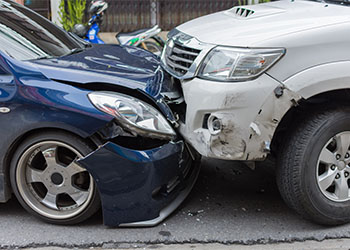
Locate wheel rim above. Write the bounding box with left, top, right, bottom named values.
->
left=317, top=132, right=350, bottom=202
left=16, top=141, right=94, bottom=220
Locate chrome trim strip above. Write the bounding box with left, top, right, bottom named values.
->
left=169, top=54, right=194, bottom=64
left=172, top=47, right=199, bottom=57
left=166, top=57, right=190, bottom=71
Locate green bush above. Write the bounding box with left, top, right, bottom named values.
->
left=59, top=0, right=86, bottom=31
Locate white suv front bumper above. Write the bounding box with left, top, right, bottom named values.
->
left=178, top=74, right=297, bottom=161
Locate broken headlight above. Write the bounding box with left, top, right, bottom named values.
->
left=88, top=91, right=176, bottom=140
left=198, top=46, right=285, bottom=81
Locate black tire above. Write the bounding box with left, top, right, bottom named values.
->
left=277, top=107, right=350, bottom=226
left=10, top=131, right=100, bottom=225
left=139, top=41, right=162, bottom=56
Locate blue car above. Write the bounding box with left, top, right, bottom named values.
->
left=0, top=0, right=200, bottom=226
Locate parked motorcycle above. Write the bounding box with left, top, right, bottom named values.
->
left=73, top=0, right=165, bottom=56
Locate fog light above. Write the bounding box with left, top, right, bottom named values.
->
left=208, top=115, right=222, bottom=135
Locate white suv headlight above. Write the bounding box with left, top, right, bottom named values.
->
left=88, top=91, right=176, bottom=140
left=198, top=46, right=285, bottom=81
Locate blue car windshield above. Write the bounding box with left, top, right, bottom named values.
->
left=0, top=0, right=84, bottom=61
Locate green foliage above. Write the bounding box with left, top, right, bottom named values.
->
left=58, top=0, right=86, bottom=31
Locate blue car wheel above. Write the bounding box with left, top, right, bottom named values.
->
left=10, top=131, right=100, bottom=225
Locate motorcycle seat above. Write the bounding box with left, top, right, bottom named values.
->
left=116, top=28, right=149, bottom=40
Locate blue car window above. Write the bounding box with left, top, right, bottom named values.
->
left=0, top=0, right=83, bottom=61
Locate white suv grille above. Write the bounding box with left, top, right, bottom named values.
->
left=164, top=40, right=201, bottom=76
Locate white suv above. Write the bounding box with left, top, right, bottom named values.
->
left=161, top=0, right=350, bottom=225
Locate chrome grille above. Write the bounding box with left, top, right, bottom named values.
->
left=165, top=40, right=201, bottom=76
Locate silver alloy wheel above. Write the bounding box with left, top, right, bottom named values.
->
left=15, top=141, right=94, bottom=220
left=317, top=132, right=350, bottom=202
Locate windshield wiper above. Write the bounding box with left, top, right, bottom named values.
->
left=65, top=47, right=85, bottom=56
left=35, top=55, right=55, bottom=60
left=70, top=47, right=85, bottom=54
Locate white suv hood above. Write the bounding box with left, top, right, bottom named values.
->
left=176, top=0, right=350, bottom=46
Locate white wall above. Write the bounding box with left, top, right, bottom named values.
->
left=51, top=0, right=62, bottom=27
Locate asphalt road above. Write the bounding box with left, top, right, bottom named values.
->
left=2, top=158, right=350, bottom=248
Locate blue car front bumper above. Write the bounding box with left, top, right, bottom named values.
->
left=78, top=140, right=200, bottom=227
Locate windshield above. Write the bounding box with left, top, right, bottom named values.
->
left=0, top=0, right=84, bottom=61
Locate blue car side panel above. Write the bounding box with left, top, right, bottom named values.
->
left=0, top=54, right=115, bottom=201
left=78, top=141, right=189, bottom=226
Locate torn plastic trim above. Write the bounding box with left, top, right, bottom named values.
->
left=93, top=116, right=176, bottom=142
left=77, top=140, right=200, bottom=227
left=95, top=120, right=135, bottom=140
left=91, top=120, right=171, bottom=151
left=246, top=86, right=302, bottom=160
left=119, top=155, right=200, bottom=227
left=179, top=121, right=246, bottom=160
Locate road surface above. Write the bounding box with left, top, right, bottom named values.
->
left=1, top=158, right=350, bottom=248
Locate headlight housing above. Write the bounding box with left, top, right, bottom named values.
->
left=198, top=46, right=285, bottom=81
left=88, top=92, right=176, bottom=140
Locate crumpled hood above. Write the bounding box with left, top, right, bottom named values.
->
left=26, top=44, right=181, bottom=121
left=31, top=44, right=166, bottom=98
left=176, top=0, right=350, bottom=46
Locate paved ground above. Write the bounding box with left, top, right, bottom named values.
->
left=2, top=158, right=350, bottom=249
left=24, top=239, right=350, bottom=250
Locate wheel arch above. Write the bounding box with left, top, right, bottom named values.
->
left=1, top=126, right=98, bottom=203
left=270, top=61, right=350, bottom=155
left=283, top=61, right=350, bottom=99
left=270, top=89, right=350, bottom=156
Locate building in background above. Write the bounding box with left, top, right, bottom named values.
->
left=102, top=0, right=238, bottom=32
left=21, top=0, right=51, bottom=18
left=24, top=0, right=239, bottom=32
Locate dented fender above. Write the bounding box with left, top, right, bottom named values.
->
left=247, top=87, right=302, bottom=160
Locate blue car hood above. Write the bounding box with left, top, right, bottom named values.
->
left=27, top=44, right=179, bottom=122
left=31, top=44, right=167, bottom=99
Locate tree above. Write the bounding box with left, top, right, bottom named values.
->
left=58, top=0, right=86, bottom=31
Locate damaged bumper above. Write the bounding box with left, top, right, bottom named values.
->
left=178, top=74, right=300, bottom=161
left=78, top=139, right=200, bottom=227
